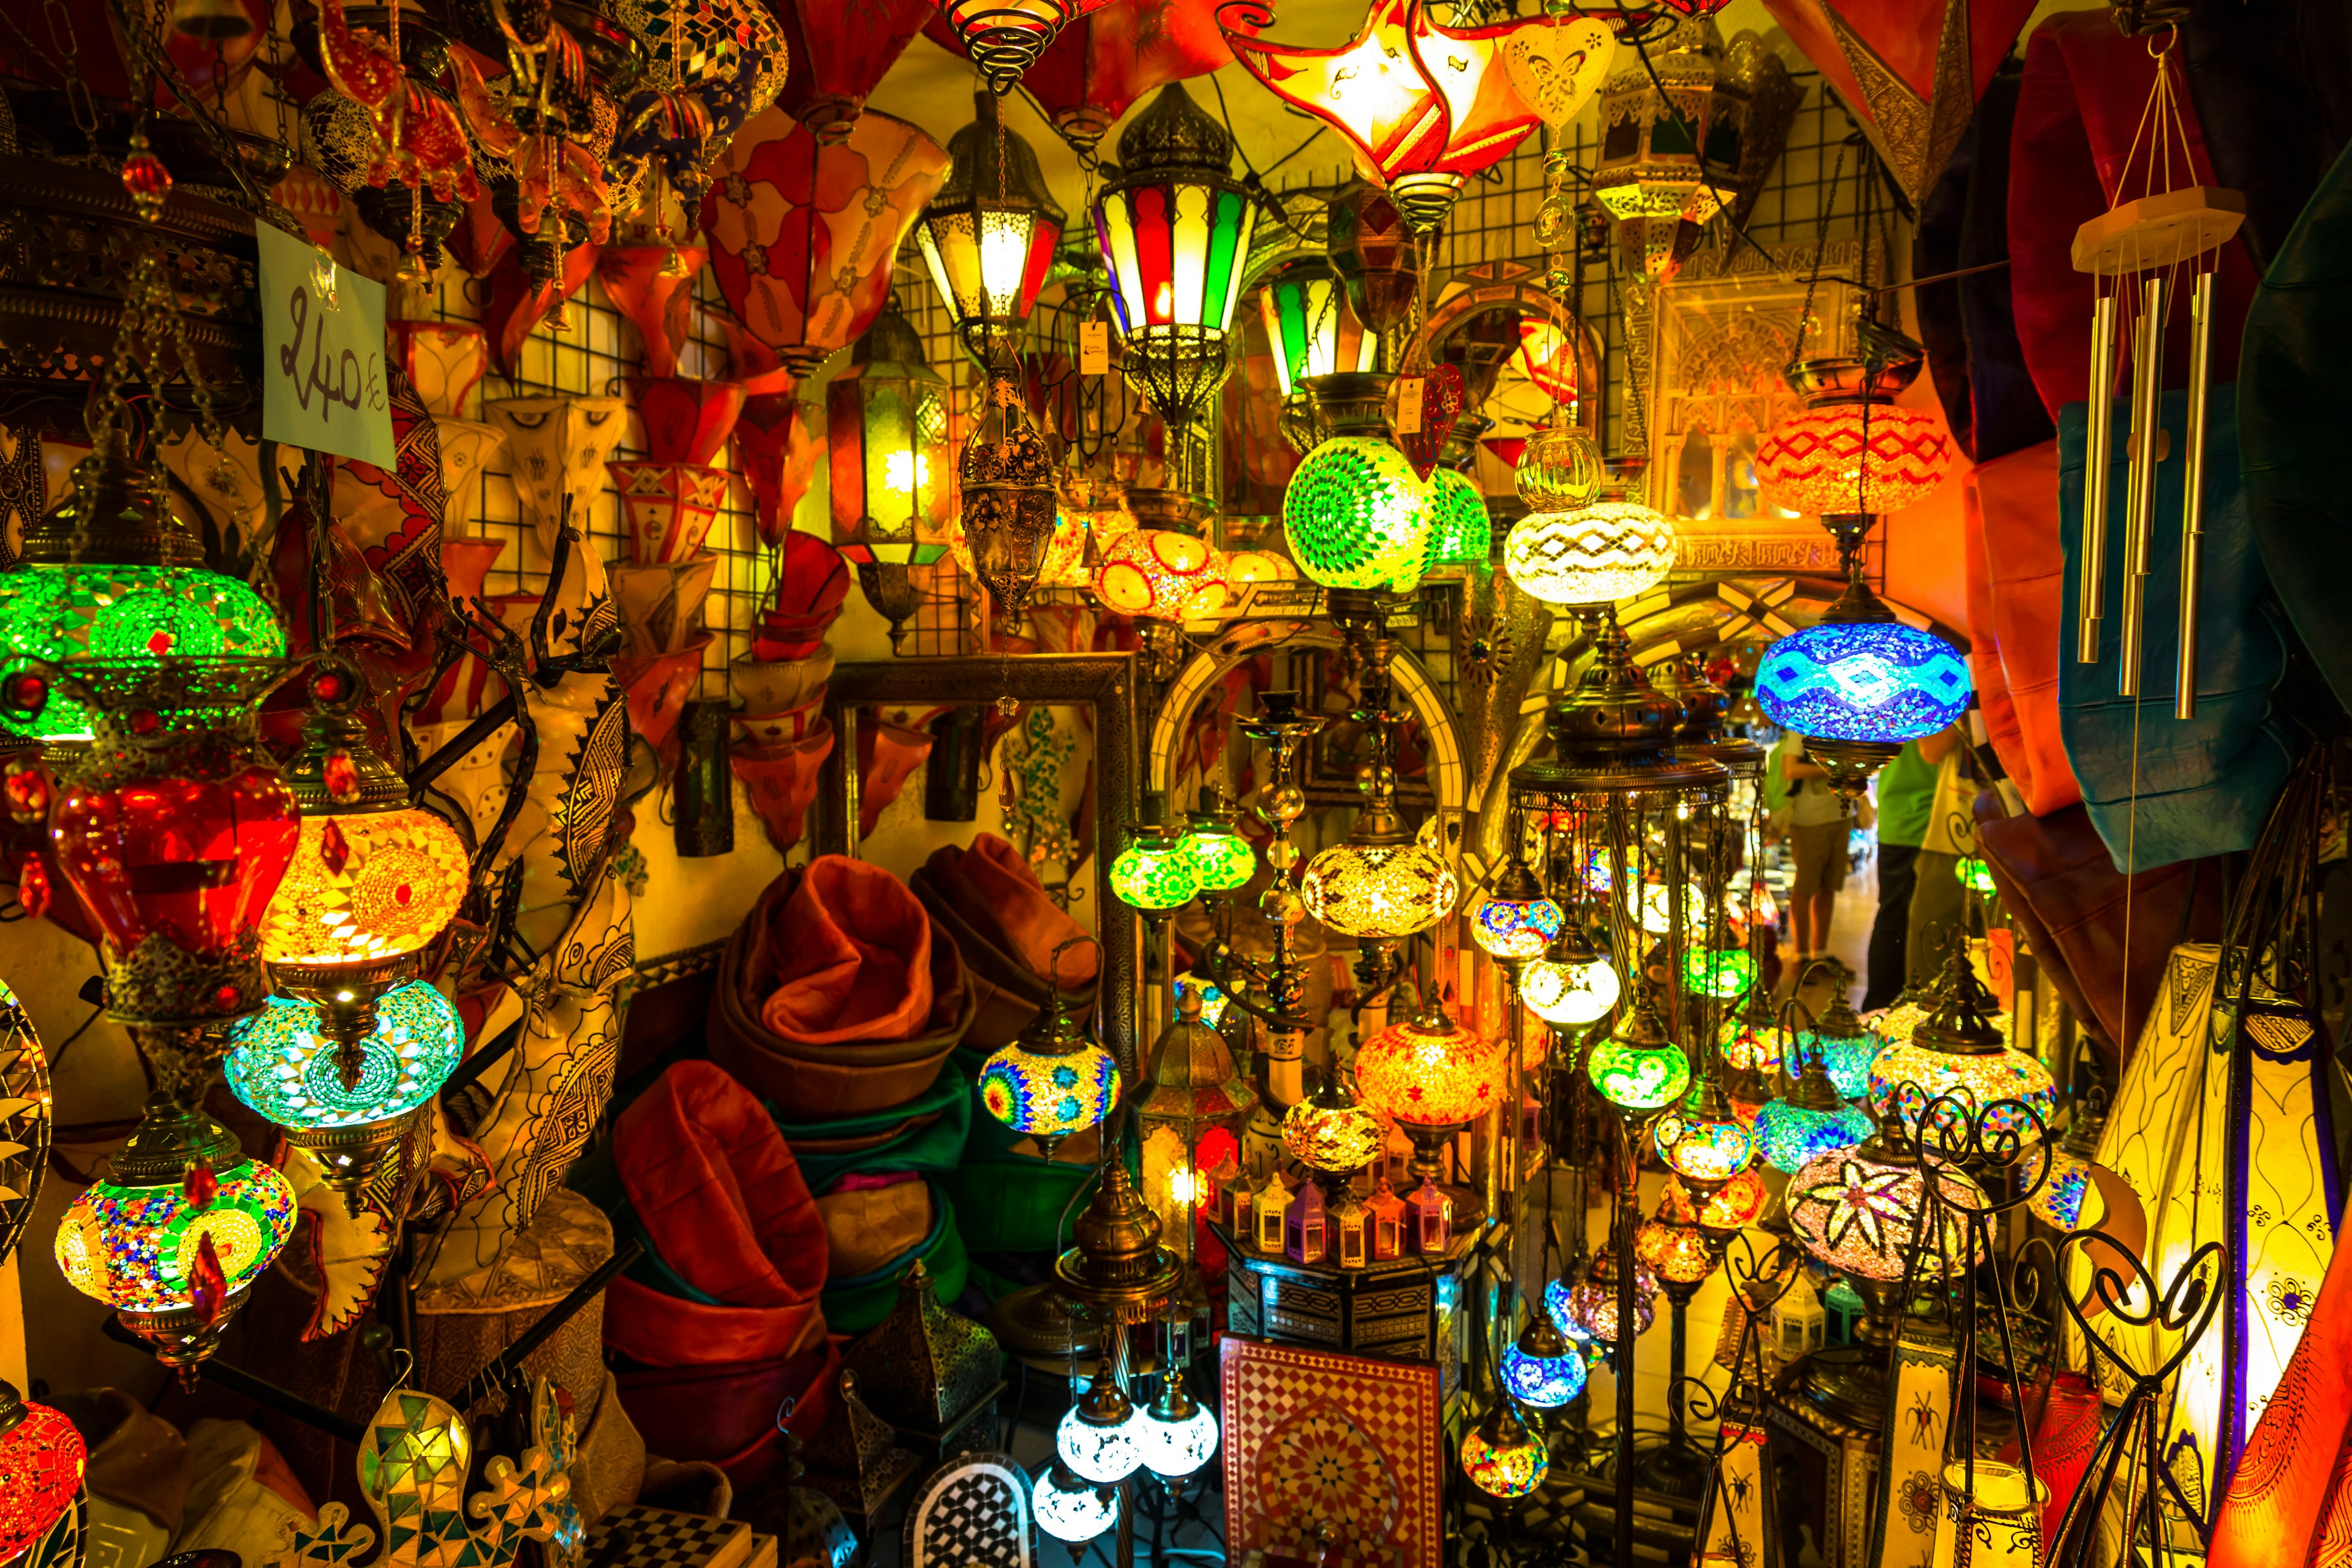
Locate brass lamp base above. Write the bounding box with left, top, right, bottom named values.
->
left=1800, top=736, right=1901, bottom=801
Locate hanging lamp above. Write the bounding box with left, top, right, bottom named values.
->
left=913, top=89, right=1066, bottom=366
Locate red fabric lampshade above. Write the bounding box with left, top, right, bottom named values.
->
left=775, top=0, right=935, bottom=141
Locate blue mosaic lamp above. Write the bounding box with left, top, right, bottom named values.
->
left=978, top=988, right=1121, bottom=1162
left=1755, top=1042, right=1875, bottom=1174
left=1756, top=576, right=1969, bottom=797
left=1499, top=1313, right=1587, bottom=1408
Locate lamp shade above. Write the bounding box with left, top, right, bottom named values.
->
left=1755, top=619, right=1970, bottom=745
left=1867, top=1039, right=2056, bottom=1141
left=1300, top=837, right=1458, bottom=940
left=1415, top=467, right=1492, bottom=575
left=1588, top=1035, right=1692, bottom=1112
left=1136, top=1400, right=1217, bottom=1479
left=1550, top=1257, right=1657, bottom=1346
left=1471, top=886, right=1562, bottom=962
left=825, top=296, right=952, bottom=545
left=1460, top=1410, right=1548, bottom=1500
left=1521, top=947, right=1620, bottom=1025
left=1681, top=946, right=1754, bottom=999
left=1281, top=1071, right=1391, bottom=1173
left=1634, top=1213, right=1716, bottom=1287
left=1502, top=502, right=1676, bottom=606
left=1787, top=1144, right=1983, bottom=1281
left=978, top=1036, right=1120, bottom=1142
left=1110, top=829, right=1200, bottom=911
left=1355, top=1008, right=1507, bottom=1128
left=1184, top=816, right=1256, bottom=895
left=1093, top=84, right=1257, bottom=429
left=1093, top=530, right=1229, bottom=621
left=225, top=980, right=464, bottom=1129
left=913, top=89, right=1065, bottom=361
left=1057, top=1400, right=1145, bottom=1484
left=1754, top=1097, right=1872, bottom=1173
left=1668, top=1167, right=1770, bottom=1232
left=1281, top=437, right=1431, bottom=591
left=1033, top=1463, right=1117, bottom=1542
left=931, top=0, right=1117, bottom=94
left=1499, top=1322, right=1586, bottom=1407
left=1653, top=1094, right=1757, bottom=1186
left=0, top=1389, right=83, bottom=1563
left=263, top=804, right=470, bottom=968
left=1755, top=401, right=1956, bottom=517
left=1256, top=257, right=1376, bottom=399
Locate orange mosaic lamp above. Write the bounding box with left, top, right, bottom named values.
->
left=1355, top=1003, right=1507, bottom=1131
left=1093, top=530, right=1231, bottom=622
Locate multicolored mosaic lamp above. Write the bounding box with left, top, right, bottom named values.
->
left=1586, top=984, right=1691, bottom=1114
left=55, top=1096, right=298, bottom=1376
left=1681, top=945, right=1754, bottom=1000
left=1300, top=775, right=1458, bottom=951
left=1281, top=437, right=1431, bottom=592
left=1502, top=500, right=1676, bottom=607
left=1499, top=1312, right=1586, bottom=1408
left=1653, top=1072, right=1757, bottom=1192
left=1183, top=791, right=1257, bottom=900
left=1755, top=578, right=1970, bottom=799
left=1280, top=1064, right=1392, bottom=1177
left=1472, top=859, right=1564, bottom=968
left=1093, top=530, right=1231, bottom=622
left=224, top=979, right=464, bottom=1208
left=1754, top=1044, right=1874, bottom=1174
left=1550, top=1249, right=1657, bottom=1348
left=913, top=90, right=1065, bottom=364
left=1866, top=949, right=2054, bottom=1142
left=1256, top=257, right=1378, bottom=452
left=1110, top=813, right=1203, bottom=913
left=1355, top=1003, right=1507, bottom=1131
left=1755, top=358, right=1957, bottom=524
left=1634, top=1207, right=1717, bottom=1291
left=1795, top=986, right=1882, bottom=1102
left=1460, top=1400, right=1548, bottom=1501
left=977, top=987, right=1121, bottom=1162
left=0, top=1383, right=82, bottom=1564
left=1786, top=1121, right=1983, bottom=1284
left=1093, top=83, right=1257, bottom=475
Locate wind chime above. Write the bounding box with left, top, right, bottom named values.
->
left=2068, top=31, right=2245, bottom=719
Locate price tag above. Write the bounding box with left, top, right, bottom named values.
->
left=1986, top=928, right=2015, bottom=1009
left=257, top=222, right=393, bottom=467
left=1396, top=375, right=1425, bottom=435
left=1079, top=320, right=1110, bottom=375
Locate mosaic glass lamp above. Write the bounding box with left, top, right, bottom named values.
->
left=1754, top=1047, right=1872, bottom=1174
left=1137, top=1376, right=1218, bottom=1480
left=224, top=979, right=464, bottom=1207
left=1796, top=986, right=1881, bottom=1101
left=1755, top=576, right=1970, bottom=798
left=0, top=453, right=286, bottom=743
left=263, top=674, right=470, bottom=1089
left=1521, top=925, right=1621, bottom=1027
left=1499, top=1313, right=1587, bottom=1408
left=1354, top=1003, right=1508, bottom=1131
left=55, top=1096, right=298, bottom=1375
left=1956, top=855, right=1998, bottom=895
left=1471, top=859, right=1563, bottom=965
left=0, top=1384, right=83, bottom=1563
left=1586, top=985, right=1691, bottom=1114
left=1460, top=1401, right=1549, bottom=1501
left=1093, top=85, right=1259, bottom=437
left=1110, top=816, right=1202, bottom=912
left=1280, top=1065, right=1392, bottom=1176
left=2029, top=1090, right=2108, bottom=1232
left=1093, top=529, right=1230, bottom=621
left=1515, top=421, right=1606, bottom=513
left=1281, top=437, right=1431, bottom=592
left=1300, top=822, right=1458, bottom=943
left=1502, top=501, right=1676, bottom=607
left=1666, top=1167, right=1771, bottom=1235
left=1033, top=1461, right=1117, bottom=1542
left=1634, top=1209, right=1717, bottom=1290
left=1681, top=946, right=1754, bottom=1000
left=1787, top=1122, right=1984, bottom=1283
left=1866, top=949, right=2054, bottom=1142
left=1183, top=792, right=1257, bottom=897
left=1652, top=1073, right=1757, bottom=1191
left=977, top=989, right=1121, bottom=1161
left=1756, top=394, right=1956, bottom=520
left=1057, top=1376, right=1146, bottom=1484
left=914, top=90, right=1065, bottom=363
left=1717, top=987, right=1784, bottom=1101
left=1550, top=1250, right=1657, bottom=1348
left=1415, top=467, right=1493, bottom=578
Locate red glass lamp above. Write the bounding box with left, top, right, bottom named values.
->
left=913, top=89, right=1066, bottom=366
left=0, top=1384, right=82, bottom=1561
left=1355, top=1002, right=1504, bottom=1232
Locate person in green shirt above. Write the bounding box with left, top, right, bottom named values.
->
left=1862, top=736, right=1940, bottom=1009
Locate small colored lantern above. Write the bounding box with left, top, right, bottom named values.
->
left=1284, top=1177, right=1329, bottom=1263
left=1282, top=437, right=1431, bottom=592
left=55, top=1097, right=298, bottom=1374
left=978, top=990, right=1122, bottom=1161
left=1796, top=989, right=1882, bottom=1102
left=1093, top=530, right=1231, bottom=621
left=1551, top=1251, right=1657, bottom=1348
left=1333, top=1190, right=1371, bottom=1268
left=1515, top=421, right=1606, bottom=513
left=1634, top=1209, right=1716, bottom=1289
left=957, top=371, right=1060, bottom=626
left=1253, top=1169, right=1292, bottom=1253
left=1256, top=256, right=1378, bottom=451
left=913, top=89, right=1065, bottom=364
left=1366, top=1175, right=1407, bottom=1259
left=826, top=295, right=952, bottom=546
left=1502, top=501, right=1676, bottom=607
left=1499, top=1313, right=1586, bottom=1408
left=1415, top=467, right=1493, bottom=576
left=1585, top=986, right=1692, bottom=1114
left=1092, top=84, right=1258, bottom=445
left=1136, top=981, right=1255, bottom=1259
left=1407, top=1177, right=1452, bottom=1254
left=0, top=1382, right=83, bottom=1563
left=1460, top=1401, right=1548, bottom=1501
left=1668, top=1167, right=1771, bottom=1235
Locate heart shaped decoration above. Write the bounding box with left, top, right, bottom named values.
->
left=1392, top=364, right=1466, bottom=480
left=1499, top=17, right=1617, bottom=133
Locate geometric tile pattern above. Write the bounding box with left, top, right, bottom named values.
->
left=356, top=1385, right=571, bottom=1568
left=908, top=1451, right=1031, bottom=1568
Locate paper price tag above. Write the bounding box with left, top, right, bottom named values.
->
left=1396, top=375, right=1425, bottom=435
left=257, top=223, right=394, bottom=467
left=1079, top=320, right=1110, bottom=375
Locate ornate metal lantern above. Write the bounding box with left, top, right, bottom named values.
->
left=913, top=89, right=1066, bottom=366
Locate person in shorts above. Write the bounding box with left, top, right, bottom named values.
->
left=1776, top=731, right=1849, bottom=970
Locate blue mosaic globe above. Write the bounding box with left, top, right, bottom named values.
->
left=1755, top=620, right=1969, bottom=743
left=1500, top=1338, right=1588, bottom=1408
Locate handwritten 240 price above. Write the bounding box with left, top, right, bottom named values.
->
left=277, top=282, right=386, bottom=421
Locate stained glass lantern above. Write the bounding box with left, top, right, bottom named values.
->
left=1058, top=1378, right=1146, bottom=1484
left=1355, top=1005, right=1508, bottom=1131
left=958, top=372, right=1060, bottom=625
left=1634, top=1211, right=1716, bottom=1289
left=1787, top=1132, right=1983, bottom=1282
left=1522, top=927, right=1621, bottom=1027
left=0, top=1383, right=82, bottom=1562
left=1755, top=1049, right=1874, bottom=1174
left=1183, top=793, right=1256, bottom=896
left=1093, top=85, right=1258, bottom=443
left=263, top=676, right=470, bottom=1084
left=1755, top=383, right=1957, bottom=521
left=978, top=991, right=1121, bottom=1160
left=1472, top=859, right=1564, bottom=965
left=1334, top=1191, right=1371, bottom=1267
left=914, top=90, right=1065, bottom=364
left=1282, top=437, right=1431, bottom=592
left=1285, top=1177, right=1329, bottom=1262
left=826, top=296, right=952, bottom=548
left=224, top=979, right=464, bottom=1207
left=1957, top=856, right=1998, bottom=895
left=0, top=458, right=285, bottom=744
left=1502, top=501, right=1677, bottom=606
left=55, top=1097, right=298, bottom=1374
left=1586, top=986, right=1691, bottom=1114
left=1110, top=816, right=1202, bottom=911
left=1137, top=981, right=1253, bottom=1260
left=1253, top=1170, right=1292, bottom=1253
left=1653, top=1076, right=1757, bottom=1191
left=1460, top=1403, right=1548, bottom=1501
left=1499, top=1314, right=1586, bottom=1408
left=1281, top=1066, right=1392, bottom=1176
left=1681, top=946, right=1754, bottom=1000
left=1755, top=579, right=1971, bottom=798
left=1137, top=1379, right=1218, bottom=1480
left=1867, top=953, right=2054, bottom=1142
left=1093, top=530, right=1230, bottom=621
left=1416, top=467, right=1493, bottom=576
left=1033, top=1461, right=1117, bottom=1542
left=1718, top=989, right=1784, bottom=1087
left=1257, top=256, right=1377, bottom=451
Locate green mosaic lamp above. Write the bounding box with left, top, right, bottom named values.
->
left=1413, top=467, right=1493, bottom=580
left=1586, top=983, right=1692, bottom=1114
left=1183, top=790, right=1256, bottom=897
left=0, top=454, right=285, bottom=742
left=1281, top=437, right=1430, bottom=592
left=1111, top=801, right=1202, bottom=913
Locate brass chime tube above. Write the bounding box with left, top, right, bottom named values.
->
left=2117, top=275, right=2166, bottom=699
left=2177, top=267, right=2215, bottom=721
left=2078, top=290, right=2119, bottom=665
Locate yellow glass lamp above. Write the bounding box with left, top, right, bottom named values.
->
left=1523, top=923, right=1621, bottom=1027
left=1502, top=501, right=1676, bottom=607
left=1867, top=949, right=2055, bottom=1144
left=978, top=989, right=1121, bottom=1163
left=913, top=90, right=1065, bottom=364
left=1281, top=1065, right=1392, bottom=1177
